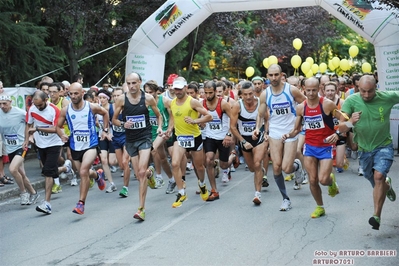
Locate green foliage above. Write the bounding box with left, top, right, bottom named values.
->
left=0, top=0, right=63, bottom=86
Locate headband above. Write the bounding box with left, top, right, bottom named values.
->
left=98, top=93, right=110, bottom=100
left=0, top=95, right=11, bottom=101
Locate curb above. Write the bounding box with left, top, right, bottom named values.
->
left=0, top=179, right=46, bottom=202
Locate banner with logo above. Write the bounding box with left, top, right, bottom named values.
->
left=3, top=87, right=36, bottom=112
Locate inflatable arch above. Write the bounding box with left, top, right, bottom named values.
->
left=126, top=0, right=399, bottom=146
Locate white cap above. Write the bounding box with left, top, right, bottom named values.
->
left=172, top=79, right=187, bottom=89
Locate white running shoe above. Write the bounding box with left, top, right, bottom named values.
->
left=302, top=170, right=308, bottom=184
left=156, top=177, right=165, bottom=188
left=358, top=166, right=364, bottom=176
left=110, top=165, right=117, bottom=173
left=222, top=172, right=229, bottom=183
left=106, top=183, right=117, bottom=193
left=280, top=198, right=292, bottom=211
left=293, top=181, right=301, bottom=190
left=70, top=176, right=78, bottom=186
left=36, top=201, right=52, bottom=214
left=20, top=192, right=30, bottom=205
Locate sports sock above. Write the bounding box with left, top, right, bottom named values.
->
left=54, top=178, right=60, bottom=185
left=274, top=173, right=288, bottom=199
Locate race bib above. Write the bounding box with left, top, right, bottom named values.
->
left=304, top=115, right=325, bottom=130
left=4, top=134, right=19, bottom=146
left=37, top=125, right=49, bottom=137
left=73, top=130, right=90, bottom=143
left=112, top=124, right=125, bottom=133
left=272, top=102, right=291, bottom=115
left=126, top=115, right=146, bottom=129
left=149, top=116, right=158, bottom=126
left=208, top=119, right=222, bottom=131
left=177, top=135, right=194, bottom=148
left=242, top=121, right=256, bottom=133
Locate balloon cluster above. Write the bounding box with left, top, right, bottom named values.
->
left=245, top=41, right=373, bottom=78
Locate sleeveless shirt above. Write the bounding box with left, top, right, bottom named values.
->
left=171, top=96, right=201, bottom=137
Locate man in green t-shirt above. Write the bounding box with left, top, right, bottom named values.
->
left=341, top=75, right=397, bottom=230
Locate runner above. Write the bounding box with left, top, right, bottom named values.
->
left=164, top=76, right=212, bottom=208
left=112, top=72, right=163, bottom=221
left=0, top=93, right=39, bottom=205
left=56, top=82, right=110, bottom=215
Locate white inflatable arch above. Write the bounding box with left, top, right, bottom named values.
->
left=126, top=0, right=399, bottom=147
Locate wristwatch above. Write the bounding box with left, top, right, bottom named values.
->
left=226, top=132, right=232, bottom=137
left=241, top=139, right=247, bottom=145
left=103, top=128, right=109, bottom=133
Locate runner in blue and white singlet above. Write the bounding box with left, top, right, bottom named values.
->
left=66, top=101, right=98, bottom=151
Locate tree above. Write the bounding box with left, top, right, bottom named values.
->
left=0, top=0, right=63, bottom=86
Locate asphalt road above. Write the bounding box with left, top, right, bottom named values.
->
left=0, top=156, right=398, bottom=266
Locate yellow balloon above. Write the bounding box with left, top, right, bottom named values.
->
left=263, top=58, right=270, bottom=68
left=293, top=38, right=303, bottom=50
left=362, top=62, right=372, bottom=73
left=301, top=62, right=311, bottom=74
left=268, top=55, right=278, bottom=65
left=291, top=55, right=302, bottom=69
left=306, top=57, right=314, bottom=66
left=340, top=59, right=350, bottom=71
left=311, top=64, right=319, bottom=74
left=319, top=63, right=327, bottom=73
left=328, top=60, right=336, bottom=71
left=332, top=57, right=340, bottom=69
left=349, top=45, right=359, bottom=58
left=246, top=66, right=255, bottom=77
left=306, top=70, right=313, bottom=78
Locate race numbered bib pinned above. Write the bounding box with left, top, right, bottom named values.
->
left=149, top=116, right=158, bottom=126
left=209, top=119, right=222, bottom=131
left=73, top=130, right=90, bottom=143
left=272, top=102, right=291, bottom=115
left=304, top=115, right=325, bottom=130
left=242, top=121, right=256, bottom=133
left=126, top=115, right=146, bottom=129
left=177, top=135, right=194, bottom=148
left=4, top=134, right=19, bottom=146
left=112, top=124, right=125, bottom=133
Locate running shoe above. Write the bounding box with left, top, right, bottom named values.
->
left=222, top=172, right=229, bottom=183
left=96, top=169, right=106, bottom=190
left=166, top=181, right=176, bottom=194
left=368, top=215, right=380, bottom=230
left=156, top=177, right=165, bottom=188
left=294, top=159, right=304, bottom=184
left=262, top=168, right=269, bottom=187
left=147, top=165, right=157, bottom=189
left=29, top=193, right=40, bottom=205
left=71, top=175, right=78, bottom=186
left=186, top=162, right=193, bottom=171
left=386, top=177, right=396, bottom=202
left=280, top=198, right=292, bottom=211
left=20, top=192, right=30, bottom=205
left=133, top=207, right=145, bottom=221
left=239, top=156, right=245, bottom=164
left=198, top=181, right=210, bottom=201
left=206, top=189, right=220, bottom=201
left=172, top=193, right=187, bottom=208
left=311, top=206, right=325, bottom=218
left=284, top=173, right=294, bottom=181
left=245, top=165, right=249, bottom=171
left=72, top=201, right=84, bottom=215
left=110, top=165, right=118, bottom=173
left=51, top=184, right=62, bottom=194
left=36, top=201, right=52, bottom=214
left=351, top=151, right=358, bottom=160
left=358, top=166, right=364, bottom=176
left=106, top=183, right=117, bottom=193
left=293, top=181, right=301, bottom=190
left=214, top=160, right=220, bottom=178
left=230, top=165, right=236, bottom=172
left=64, top=159, right=72, bottom=174
left=253, top=193, right=262, bottom=205
left=328, top=173, right=339, bottom=197
left=119, top=187, right=129, bottom=197
left=336, top=167, right=343, bottom=173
